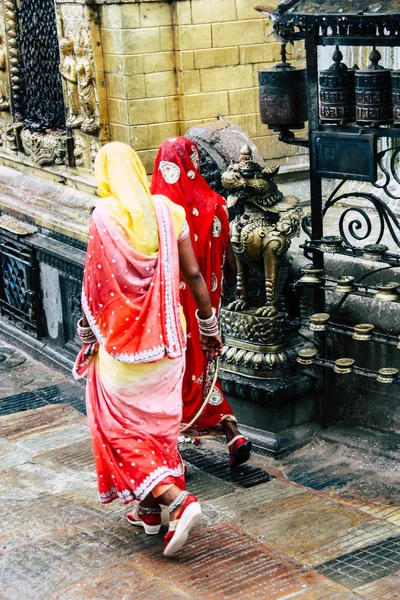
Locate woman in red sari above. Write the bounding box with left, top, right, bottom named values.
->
left=151, top=137, right=252, bottom=468
left=75, top=142, right=222, bottom=557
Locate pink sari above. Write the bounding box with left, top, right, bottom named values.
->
left=75, top=194, right=186, bottom=503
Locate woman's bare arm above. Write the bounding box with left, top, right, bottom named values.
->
left=178, top=235, right=222, bottom=361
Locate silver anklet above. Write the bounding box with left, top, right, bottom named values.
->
left=168, top=490, right=188, bottom=514
left=138, top=505, right=161, bottom=515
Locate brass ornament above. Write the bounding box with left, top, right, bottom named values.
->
left=297, top=268, right=324, bottom=285
left=363, top=244, right=389, bottom=261
left=336, top=276, right=355, bottom=293
left=297, top=348, right=317, bottom=365
left=334, top=358, right=355, bottom=374
left=377, top=367, right=399, bottom=384
left=310, top=313, right=330, bottom=331
left=375, top=282, right=399, bottom=302
left=319, top=236, right=344, bottom=253
left=220, top=146, right=302, bottom=379
left=352, top=323, right=374, bottom=341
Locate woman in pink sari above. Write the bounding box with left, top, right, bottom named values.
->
left=75, top=142, right=222, bottom=557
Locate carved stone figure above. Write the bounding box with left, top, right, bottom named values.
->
left=0, top=34, right=9, bottom=111
left=76, top=43, right=98, bottom=134
left=219, top=145, right=302, bottom=375
left=20, top=129, right=67, bottom=166
left=59, top=37, right=83, bottom=129
left=90, top=140, right=100, bottom=170
left=73, top=135, right=85, bottom=166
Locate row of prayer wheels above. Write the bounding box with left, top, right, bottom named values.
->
left=320, top=47, right=400, bottom=127
left=259, top=46, right=400, bottom=130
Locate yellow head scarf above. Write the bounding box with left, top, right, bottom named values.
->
left=94, top=142, right=158, bottom=255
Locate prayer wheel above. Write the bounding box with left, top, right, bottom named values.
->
left=355, top=48, right=392, bottom=126
left=393, top=71, right=400, bottom=127
left=319, top=46, right=355, bottom=124
left=259, top=45, right=307, bottom=130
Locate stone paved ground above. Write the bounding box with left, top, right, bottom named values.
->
left=0, top=336, right=399, bottom=599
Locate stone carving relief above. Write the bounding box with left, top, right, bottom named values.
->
left=90, top=139, right=100, bottom=170
left=20, top=129, right=67, bottom=166
left=59, top=37, right=83, bottom=129
left=60, top=25, right=99, bottom=135
left=73, top=134, right=85, bottom=166
left=0, top=34, right=9, bottom=111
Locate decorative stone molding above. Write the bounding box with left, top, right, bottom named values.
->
left=20, top=129, right=67, bottom=166
left=3, top=0, right=20, bottom=115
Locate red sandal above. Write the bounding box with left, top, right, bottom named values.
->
left=228, top=435, right=252, bottom=469
left=163, top=492, right=201, bottom=557
left=126, top=505, right=161, bottom=535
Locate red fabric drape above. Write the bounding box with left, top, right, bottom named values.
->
left=151, top=136, right=234, bottom=429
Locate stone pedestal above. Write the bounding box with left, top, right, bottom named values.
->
left=219, top=307, right=317, bottom=456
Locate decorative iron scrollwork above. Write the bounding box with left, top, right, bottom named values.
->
left=303, top=145, right=400, bottom=250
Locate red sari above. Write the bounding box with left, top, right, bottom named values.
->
left=151, top=136, right=235, bottom=431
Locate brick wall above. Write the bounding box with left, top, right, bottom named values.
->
left=100, top=0, right=307, bottom=173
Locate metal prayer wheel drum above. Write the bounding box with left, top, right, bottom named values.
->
left=355, top=48, right=392, bottom=126
left=259, top=61, right=307, bottom=130
left=319, top=46, right=356, bottom=124
left=393, top=71, right=400, bottom=127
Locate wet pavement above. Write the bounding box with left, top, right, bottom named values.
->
left=0, top=336, right=399, bottom=599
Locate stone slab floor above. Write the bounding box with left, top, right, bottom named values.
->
left=0, top=336, right=399, bottom=599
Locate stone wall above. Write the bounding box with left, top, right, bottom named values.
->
left=100, top=0, right=307, bottom=173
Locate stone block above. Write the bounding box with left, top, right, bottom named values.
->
left=229, top=87, right=258, bottom=115
left=129, top=97, right=166, bottom=125
left=137, top=149, right=158, bottom=174
left=100, top=4, right=140, bottom=29
left=239, top=43, right=265, bottom=64
left=200, top=64, right=253, bottom=93
left=107, top=99, right=129, bottom=125
left=104, top=54, right=144, bottom=76
left=236, top=0, right=271, bottom=19
left=143, top=51, right=175, bottom=73
left=145, top=71, right=176, bottom=98
left=121, top=27, right=161, bottom=55
left=129, top=125, right=149, bottom=151
left=191, top=0, right=236, bottom=24
left=194, top=47, right=239, bottom=70
left=140, top=2, right=172, bottom=27
left=178, top=70, right=201, bottom=94
left=212, top=20, right=264, bottom=47
left=182, top=91, right=229, bottom=120
left=126, top=74, right=146, bottom=100
left=173, top=0, right=192, bottom=25
left=148, top=122, right=180, bottom=148
left=160, top=26, right=174, bottom=51
left=100, top=29, right=123, bottom=55
left=175, top=50, right=194, bottom=71
left=105, top=73, right=127, bottom=99
left=109, top=124, right=130, bottom=145
left=176, top=24, right=212, bottom=50
left=165, top=96, right=180, bottom=121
